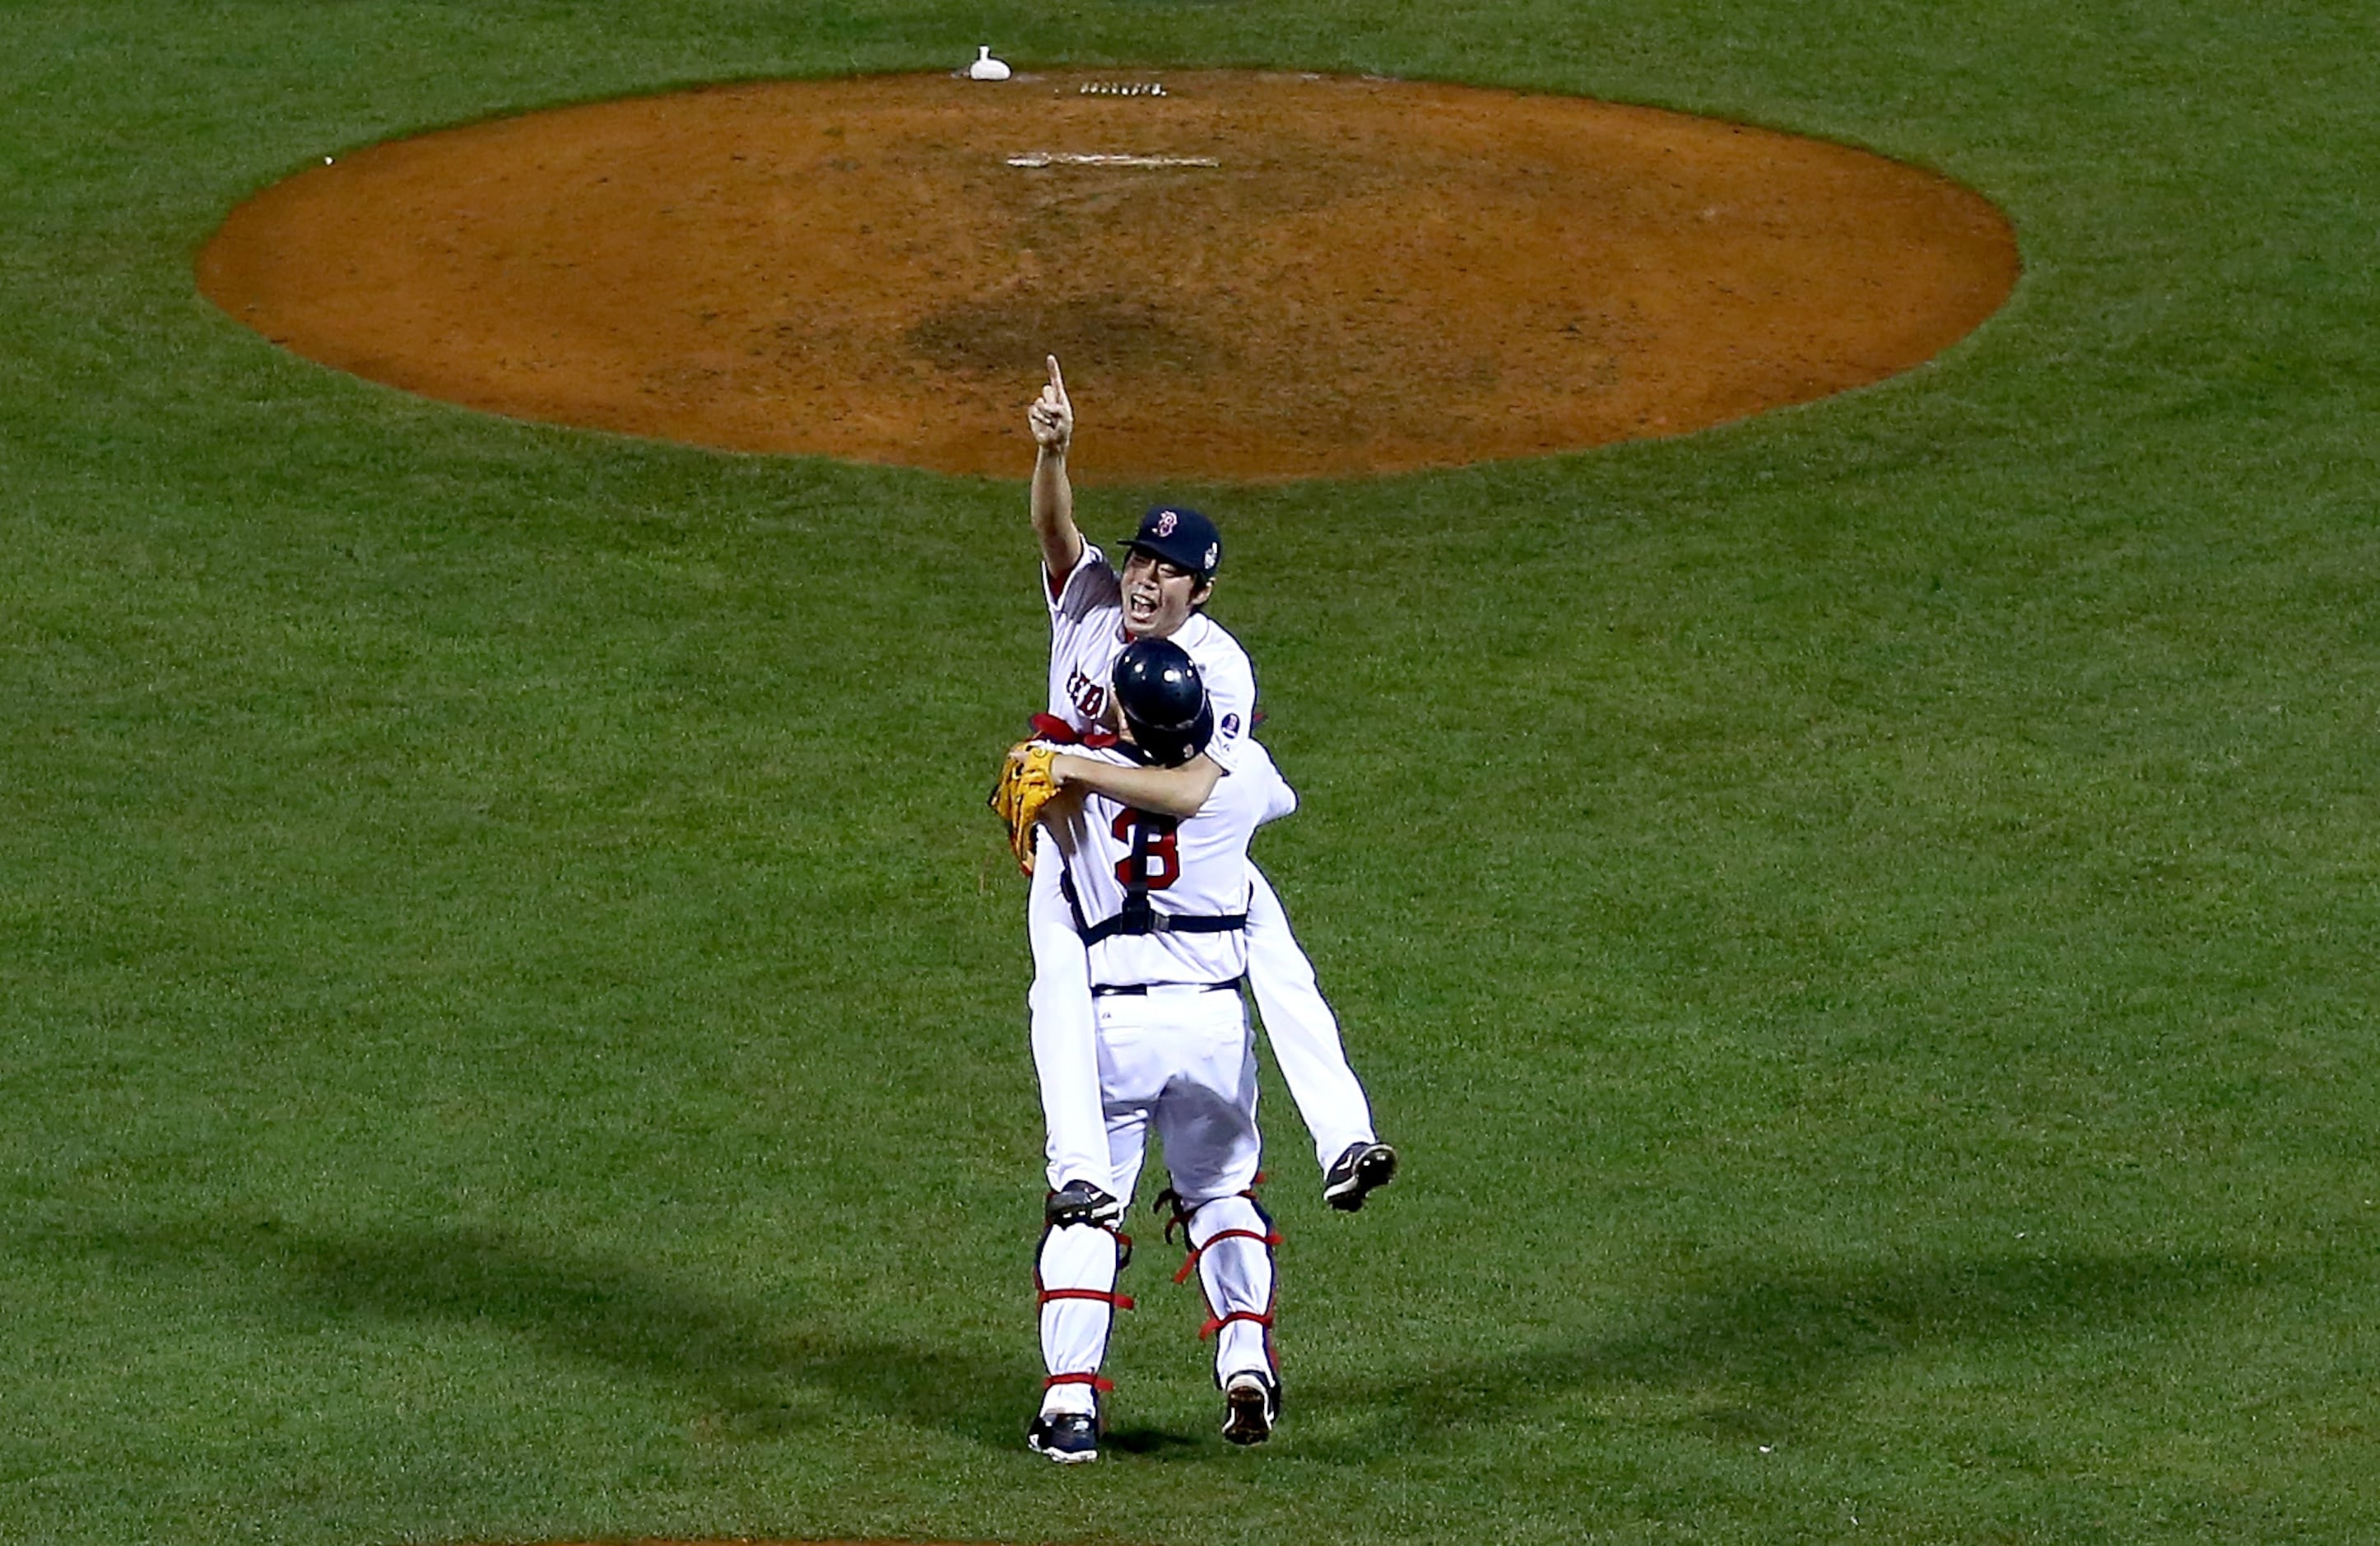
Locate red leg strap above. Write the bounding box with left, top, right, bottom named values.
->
left=1044, top=1371, right=1115, bottom=1392
left=1199, top=1309, right=1276, bottom=1340
left=1173, top=1227, right=1285, bottom=1283
left=1037, top=1288, right=1136, bottom=1310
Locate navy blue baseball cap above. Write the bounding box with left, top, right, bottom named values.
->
left=1126, top=505, right=1222, bottom=579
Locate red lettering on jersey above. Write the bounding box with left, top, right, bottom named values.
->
left=1066, top=664, right=1107, bottom=724
left=1111, top=808, right=1180, bottom=891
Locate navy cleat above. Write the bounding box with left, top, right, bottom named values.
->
left=1322, top=1141, right=1398, bottom=1212
left=1046, top=1180, right=1125, bottom=1229
left=1027, top=1409, right=1100, bottom=1464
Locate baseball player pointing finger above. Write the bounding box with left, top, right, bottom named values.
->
left=1018, top=356, right=1397, bottom=1229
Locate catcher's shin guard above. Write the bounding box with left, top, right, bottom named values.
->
left=1161, top=1188, right=1282, bottom=1394
left=1035, top=1215, right=1134, bottom=1414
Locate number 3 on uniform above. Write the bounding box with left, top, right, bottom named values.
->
left=1111, top=809, right=1180, bottom=890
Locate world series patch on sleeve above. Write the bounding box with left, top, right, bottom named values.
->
left=989, top=742, right=1062, bottom=873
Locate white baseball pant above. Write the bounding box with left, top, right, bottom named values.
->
left=1037, top=985, right=1279, bottom=1413
left=1242, top=864, right=1379, bottom=1171
left=1029, top=839, right=1378, bottom=1191
left=1028, top=828, right=1109, bottom=1192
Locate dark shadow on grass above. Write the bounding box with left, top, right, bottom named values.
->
left=46, top=1217, right=1026, bottom=1449
left=1101, top=1423, right=1206, bottom=1455
left=40, top=1222, right=2274, bottom=1466
left=1297, top=1246, right=2271, bottom=1459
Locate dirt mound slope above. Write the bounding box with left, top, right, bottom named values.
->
left=200, top=71, right=2018, bottom=482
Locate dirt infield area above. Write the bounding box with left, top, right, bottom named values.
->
left=198, top=71, right=2018, bottom=482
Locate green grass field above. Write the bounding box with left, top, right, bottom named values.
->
left=6, top=2, right=2378, bottom=1542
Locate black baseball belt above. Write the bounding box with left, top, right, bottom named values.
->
left=1091, top=978, right=1246, bottom=998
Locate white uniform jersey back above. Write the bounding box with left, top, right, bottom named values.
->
left=1045, top=544, right=1257, bottom=774
left=1049, top=740, right=1298, bottom=989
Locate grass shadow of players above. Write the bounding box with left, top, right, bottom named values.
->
left=52, top=1215, right=1027, bottom=1450
left=1295, top=1246, right=2274, bottom=1460
left=1101, top=1424, right=1206, bottom=1455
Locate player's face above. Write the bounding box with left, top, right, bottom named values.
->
left=1121, top=549, right=1212, bottom=639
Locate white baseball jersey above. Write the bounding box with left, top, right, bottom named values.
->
left=1044, top=544, right=1257, bottom=774
left=1045, top=742, right=1295, bottom=989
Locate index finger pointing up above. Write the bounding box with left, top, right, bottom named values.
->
left=1046, top=354, right=1067, bottom=402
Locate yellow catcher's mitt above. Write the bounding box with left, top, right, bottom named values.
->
left=989, top=742, right=1062, bottom=873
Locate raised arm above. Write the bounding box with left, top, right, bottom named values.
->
left=1029, top=355, right=1084, bottom=585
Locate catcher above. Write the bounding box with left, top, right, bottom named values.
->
left=1009, top=638, right=1296, bottom=1460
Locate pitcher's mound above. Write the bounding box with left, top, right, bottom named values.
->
left=198, top=71, right=2017, bottom=482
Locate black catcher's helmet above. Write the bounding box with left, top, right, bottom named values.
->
left=1112, top=638, right=1213, bottom=767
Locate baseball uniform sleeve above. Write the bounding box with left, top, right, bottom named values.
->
left=1238, top=740, right=1300, bottom=826
left=1179, top=617, right=1257, bottom=775
left=1048, top=542, right=1121, bottom=625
